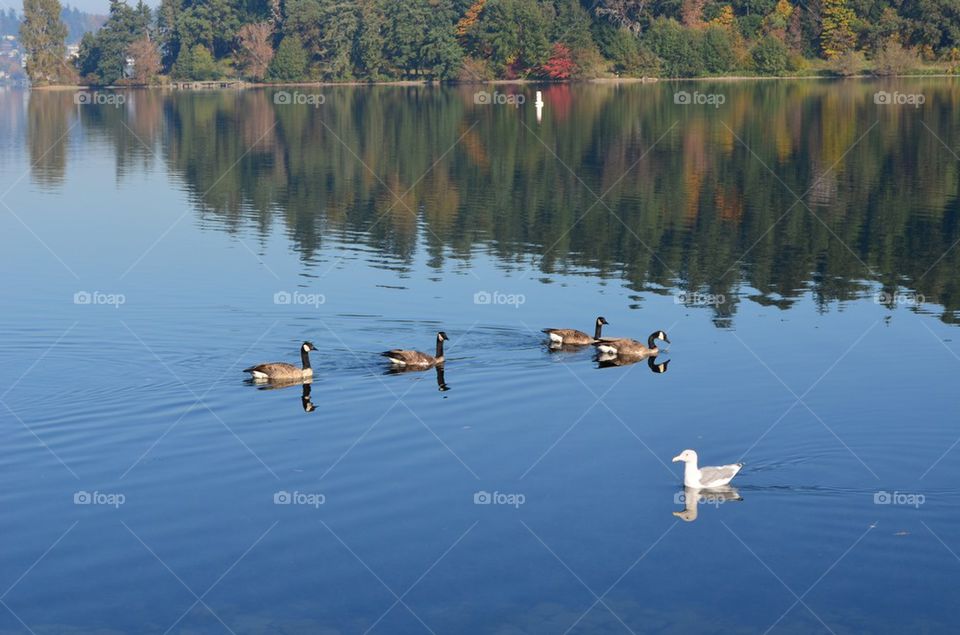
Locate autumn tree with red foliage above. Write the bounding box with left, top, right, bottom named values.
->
left=541, top=43, right=578, bottom=79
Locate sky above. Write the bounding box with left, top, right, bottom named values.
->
left=0, top=0, right=158, bottom=15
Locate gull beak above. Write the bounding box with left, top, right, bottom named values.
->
left=672, top=454, right=683, bottom=463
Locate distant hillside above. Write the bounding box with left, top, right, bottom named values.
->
left=0, top=8, right=18, bottom=36
left=62, top=5, right=107, bottom=44
left=0, top=5, right=106, bottom=44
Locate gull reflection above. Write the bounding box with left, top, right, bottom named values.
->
left=672, top=486, right=742, bottom=522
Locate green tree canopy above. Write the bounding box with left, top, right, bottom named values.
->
left=76, top=0, right=151, bottom=85
left=267, top=35, right=309, bottom=81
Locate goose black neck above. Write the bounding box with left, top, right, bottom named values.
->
left=436, top=337, right=445, bottom=359
left=647, top=333, right=658, bottom=349
left=301, top=347, right=312, bottom=370
left=594, top=322, right=604, bottom=340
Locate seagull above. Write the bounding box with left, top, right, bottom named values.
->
left=672, top=449, right=743, bottom=489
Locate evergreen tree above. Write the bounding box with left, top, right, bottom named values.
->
left=173, top=43, right=219, bottom=79
left=382, top=0, right=462, bottom=79
left=474, top=0, right=550, bottom=77
left=175, top=0, right=242, bottom=59
left=316, top=0, right=360, bottom=79
left=352, top=0, right=387, bottom=79
left=268, top=35, right=309, bottom=80
left=75, top=0, right=151, bottom=85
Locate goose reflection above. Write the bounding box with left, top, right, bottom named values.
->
left=672, top=486, right=742, bottom=522
left=301, top=383, right=316, bottom=412
left=436, top=366, right=450, bottom=392
left=245, top=377, right=317, bottom=413
left=597, top=353, right=670, bottom=374
left=386, top=364, right=451, bottom=392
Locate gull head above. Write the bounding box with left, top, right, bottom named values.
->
left=672, top=449, right=698, bottom=463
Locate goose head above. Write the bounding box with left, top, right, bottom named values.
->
left=596, top=316, right=609, bottom=326
left=302, top=342, right=317, bottom=353
left=437, top=331, right=449, bottom=342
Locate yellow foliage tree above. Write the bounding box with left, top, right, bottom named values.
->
left=760, top=0, right=793, bottom=42
left=456, top=0, right=487, bottom=38
left=820, top=0, right=856, bottom=59
left=711, top=5, right=735, bottom=29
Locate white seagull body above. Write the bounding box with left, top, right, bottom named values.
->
left=672, top=449, right=742, bottom=489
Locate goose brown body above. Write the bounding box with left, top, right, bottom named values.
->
left=244, top=342, right=316, bottom=381
left=543, top=317, right=608, bottom=346
left=594, top=330, right=670, bottom=357
left=382, top=332, right=448, bottom=368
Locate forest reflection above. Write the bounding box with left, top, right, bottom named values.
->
left=9, top=79, right=960, bottom=325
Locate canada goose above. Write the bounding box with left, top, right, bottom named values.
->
left=243, top=342, right=317, bottom=381
left=672, top=449, right=743, bottom=489
left=594, top=330, right=670, bottom=357
left=542, top=316, right=608, bottom=346
left=381, top=332, right=448, bottom=368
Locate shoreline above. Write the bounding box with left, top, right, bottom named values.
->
left=22, top=72, right=959, bottom=91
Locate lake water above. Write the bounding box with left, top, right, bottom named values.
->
left=1, top=79, right=959, bottom=634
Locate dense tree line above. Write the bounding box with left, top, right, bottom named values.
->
left=18, top=0, right=960, bottom=84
